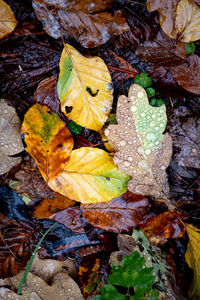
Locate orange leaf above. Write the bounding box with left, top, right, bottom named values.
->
left=21, top=103, right=73, bottom=181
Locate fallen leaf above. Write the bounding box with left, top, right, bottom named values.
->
left=170, top=55, right=200, bottom=95
left=78, top=255, right=103, bottom=297
left=48, top=147, right=130, bottom=203
left=0, top=99, right=24, bottom=175
left=21, top=103, right=73, bottom=181
left=0, top=0, right=18, bottom=39
left=57, top=44, right=113, bottom=131
left=107, top=49, right=139, bottom=81
left=185, top=224, right=200, bottom=299
left=0, top=213, right=40, bottom=278
left=81, top=191, right=149, bottom=233
left=105, top=84, right=173, bottom=201
left=34, top=193, right=76, bottom=218
left=135, top=40, right=185, bottom=67
left=33, top=0, right=129, bottom=48
left=175, top=0, right=200, bottom=42
left=169, top=106, right=200, bottom=168
left=139, top=211, right=186, bottom=245
left=147, top=0, right=178, bottom=39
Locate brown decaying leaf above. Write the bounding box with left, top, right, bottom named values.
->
left=0, top=0, right=18, bottom=39
left=107, top=49, right=139, bottom=81
left=170, top=55, right=200, bottom=95
left=0, top=213, right=40, bottom=278
left=81, top=192, right=149, bottom=233
left=0, top=99, right=24, bottom=175
left=33, top=193, right=76, bottom=218
left=139, top=211, right=186, bottom=245
left=175, top=0, right=200, bottom=42
left=135, top=40, right=185, bottom=67
left=78, top=256, right=103, bottom=297
left=169, top=106, right=200, bottom=168
left=147, top=0, right=179, bottom=39
left=33, top=0, right=130, bottom=48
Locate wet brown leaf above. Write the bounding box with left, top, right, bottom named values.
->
left=147, top=0, right=178, bottom=39
left=169, top=106, right=200, bottom=168
left=0, top=213, right=40, bottom=278
left=170, top=55, right=200, bottom=95
left=139, top=211, right=186, bottom=245
left=0, top=99, right=24, bottom=175
left=34, top=194, right=76, bottom=218
left=81, top=192, right=149, bottom=233
left=33, top=0, right=129, bottom=48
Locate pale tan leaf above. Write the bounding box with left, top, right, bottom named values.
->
left=0, top=0, right=17, bottom=39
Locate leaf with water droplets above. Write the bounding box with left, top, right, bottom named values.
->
left=105, top=84, right=173, bottom=200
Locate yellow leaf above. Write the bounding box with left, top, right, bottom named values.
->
left=48, top=147, right=130, bottom=203
left=0, top=0, right=17, bottom=39
left=175, top=0, right=200, bottom=42
left=57, top=44, right=113, bottom=131
left=21, top=104, right=73, bottom=181
left=185, top=224, right=200, bottom=299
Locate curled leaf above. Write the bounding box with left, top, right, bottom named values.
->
left=48, top=147, right=130, bottom=204
left=57, top=44, right=113, bottom=131
left=0, top=0, right=17, bottom=39
left=105, top=84, right=173, bottom=200
left=21, top=103, right=73, bottom=181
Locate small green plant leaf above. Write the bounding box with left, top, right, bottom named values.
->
left=67, top=120, right=82, bottom=134
left=134, top=73, right=152, bottom=88
left=150, top=98, right=165, bottom=107
left=146, top=87, right=155, bottom=98
left=94, top=251, right=159, bottom=300
left=185, top=42, right=196, bottom=55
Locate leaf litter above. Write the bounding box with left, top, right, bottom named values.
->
left=1, top=0, right=200, bottom=299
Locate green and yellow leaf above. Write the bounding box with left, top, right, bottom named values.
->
left=105, top=84, right=173, bottom=199
left=48, top=147, right=130, bottom=203
left=21, top=103, right=73, bottom=181
left=57, top=44, right=113, bottom=131
left=185, top=224, right=200, bottom=299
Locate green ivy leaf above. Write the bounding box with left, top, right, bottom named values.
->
left=67, top=120, right=82, bottom=134
left=134, top=73, right=152, bottom=88
left=150, top=98, right=165, bottom=107
left=185, top=42, right=196, bottom=55
left=146, top=87, right=155, bottom=98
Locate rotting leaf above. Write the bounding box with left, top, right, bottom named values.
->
left=33, top=0, right=129, bottom=48
left=105, top=84, right=173, bottom=203
left=0, top=99, right=24, bottom=175
left=170, top=55, right=200, bottom=95
left=57, top=44, right=113, bottom=131
left=169, top=106, right=200, bottom=168
left=147, top=0, right=179, bottom=39
left=21, top=103, right=73, bottom=181
left=185, top=224, right=200, bottom=299
left=81, top=191, right=149, bottom=233
left=0, top=0, right=18, bottom=39
left=0, top=213, right=40, bottom=279
left=175, top=0, right=200, bottom=42
left=139, top=211, right=186, bottom=245
left=48, top=147, right=130, bottom=204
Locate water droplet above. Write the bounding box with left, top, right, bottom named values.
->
left=152, top=114, right=156, bottom=118
left=137, top=146, right=144, bottom=154
left=160, top=123, right=164, bottom=127
left=128, top=156, right=133, bottom=162
left=138, top=160, right=148, bottom=169
left=120, top=140, right=126, bottom=146
left=141, top=112, right=145, bottom=117
left=130, top=96, right=134, bottom=100
left=104, top=129, right=110, bottom=136
left=146, top=132, right=156, bottom=141
left=137, top=91, right=144, bottom=98
left=145, top=149, right=151, bottom=155
left=160, top=165, right=166, bottom=170
left=124, top=161, right=131, bottom=167
left=131, top=105, right=137, bottom=112
left=192, top=148, right=197, bottom=153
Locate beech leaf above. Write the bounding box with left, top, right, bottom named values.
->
left=0, top=99, right=24, bottom=175
left=185, top=224, right=200, bottom=299
left=0, top=0, right=18, bottom=39
left=57, top=44, right=113, bottom=131
left=21, top=103, right=73, bottom=181
left=105, top=84, right=173, bottom=201
left=48, top=147, right=130, bottom=204
left=175, top=0, right=200, bottom=42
